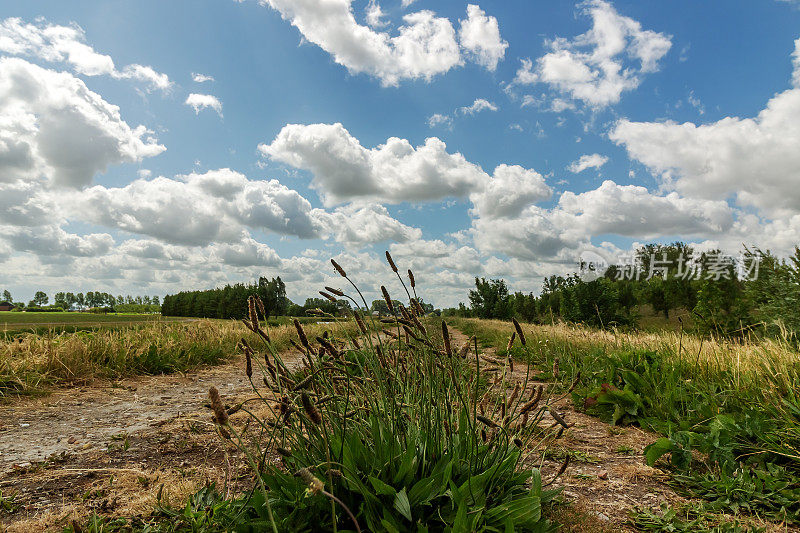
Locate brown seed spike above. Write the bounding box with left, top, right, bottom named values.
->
left=385, top=251, right=398, bottom=272
left=457, top=337, right=472, bottom=358
left=248, top=295, right=258, bottom=326
left=354, top=312, right=368, bottom=335
left=296, top=467, right=325, bottom=494
left=324, top=286, right=344, bottom=297
left=476, top=414, right=499, bottom=428
left=381, top=286, right=394, bottom=313
left=294, top=318, right=310, bottom=349
left=319, top=291, right=338, bottom=303
left=407, top=269, right=415, bottom=288
left=331, top=258, right=347, bottom=277
left=512, top=318, right=526, bottom=346
left=255, top=296, right=266, bottom=320
left=506, top=331, right=516, bottom=352
left=208, top=386, right=228, bottom=426
left=245, top=349, right=252, bottom=378
left=301, top=392, right=322, bottom=424
left=441, top=321, right=452, bottom=357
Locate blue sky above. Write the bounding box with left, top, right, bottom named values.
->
left=1, top=0, right=800, bottom=306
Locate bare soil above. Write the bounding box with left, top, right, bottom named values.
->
left=0, top=351, right=302, bottom=531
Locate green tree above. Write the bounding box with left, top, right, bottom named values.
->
left=54, top=292, right=67, bottom=308
left=469, top=278, right=511, bottom=319
left=2, top=289, right=11, bottom=302
left=692, top=251, right=751, bottom=336
left=32, top=291, right=49, bottom=306
left=259, top=276, right=288, bottom=318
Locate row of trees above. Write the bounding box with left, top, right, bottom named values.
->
left=444, top=244, right=800, bottom=339
left=161, top=277, right=289, bottom=319
left=161, top=277, right=438, bottom=320
left=1, top=289, right=161, bottom=312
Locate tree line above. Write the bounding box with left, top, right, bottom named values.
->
left=443, top=243, right=800, bottom=340
left=160, top=277, right=436, bottom=320
left=161, top=277, right=289, bottom=319
left=0, top=289, right=161, bottom=312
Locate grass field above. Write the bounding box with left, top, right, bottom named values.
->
left=0, top=318, right=359, bottom=399
left=0, top=311, right=168, bottom=324
left=3, top=302, right=800, bottom=532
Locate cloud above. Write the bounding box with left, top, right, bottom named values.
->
left=469, top=164, right=552, bottom=219
left=471, top=180, right=733, bottom=261
left=0, top=17, right=172, bottom=92
left=513, top=0, right=671, bottom=107
left=567, top=153, right=609, bottom=173
left=428, top=97, right=498, bottom=129
left=365, top=0, right=388, bottom=28
left=427, top=113, right=453, bottom=129
left=458, top=4, right=508, bottom=71
left=1, top=225, right=114, bottom=257
left=458, top=98, right=498, bottom=115
left=210, top=234, right=282, bottom=267
left=260, top=122, right=488, bottom=205
left=325, top=203, right=422, bottom=246
left=0, top=57, right=165, bottom=189
left=118, top=64, right=172, bottom=92
left=610, top=37, right=800, bottom=217
left=185, top=93, right=223, bottom=116
left=258, top=1, right=505, bottom=86
left=192, top=72, right=215, bottom=83
left=260, top=0, right=461, bottom=86
left=70, top=169, right=325, bottom=246
left=0, top=181, right=58, bottom=227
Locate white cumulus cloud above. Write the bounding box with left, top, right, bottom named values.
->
left=568, top=153, right=609, bottom=173
left=185, top=93, right=223, bottom=117
left=192, top=72, right=215, bottom=83
left=0, top=57, right=165, bottom=189
left=513, top=0, right=671, bottom=107
left=260, top=0, right=462, bottom=86
left=458, top=4, right=508, bottom=71
left=0, top=17, right=172, bottom=92
left=610, top=37, right=800, bottom=217
left=260, top=122, right=488, bottom=205
left=459, top=98, right=498, bottom=115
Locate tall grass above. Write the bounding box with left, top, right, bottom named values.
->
left=129, top=257, right=566, bottom=532
left=448, top=317, right=800, bottom=525
left=0, top=320, right=355, bottom=399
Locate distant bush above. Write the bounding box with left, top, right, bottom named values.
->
left=114, top=303, right=160, bottom=314
left=24, top=306, right=64, bottom=313
left=88, top=306, right=115, bottom=314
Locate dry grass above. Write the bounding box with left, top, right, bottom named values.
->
left=0, top=319, right=358, bottom=399
left=453, top=318, right=800, bottom=401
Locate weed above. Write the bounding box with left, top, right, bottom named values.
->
left=134, top=255, right=566, bottom=532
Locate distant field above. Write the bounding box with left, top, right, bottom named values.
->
left=0, top=311, right=184, bottom=334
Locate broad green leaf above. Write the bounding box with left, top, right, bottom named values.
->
left=394, top=487, right=412, bottom=522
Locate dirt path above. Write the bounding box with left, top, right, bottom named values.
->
left=0, top=357, right=253, bottom=469
left=445, top=327, right=680, bottom=532
left=0, top=350, right=304, bottom=531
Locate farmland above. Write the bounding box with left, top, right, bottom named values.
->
left=2, top=264, right=799, bottom=533
left=0, top=312, right=183, bottom=337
